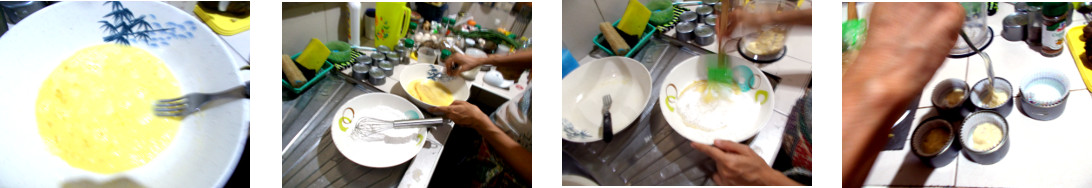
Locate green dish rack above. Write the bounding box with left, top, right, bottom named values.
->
left=283, top=53, right=335, bottom=94
left=593, top=20, right=655, bottom=58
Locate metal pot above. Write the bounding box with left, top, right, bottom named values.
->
left=1001, top=12, right=1027, bottom=41
left=355, top=55, right=372, bottom=66
left=959, top=111, right=1010, bottom=165
left=377, top=60, right=394, bottom=76
left=368, top=66, right=386, bottom=85
left=911, top=118, right=960, bottom=167
left=694, top=24, right=715, bottom=46
left=697, top=5, right=714, bottom=21
left=370, top=52, right=386, bottom=63
left=351, top=63, right=370, bottom=81
left=1017, top=69, right=1070, bottom=121
left=675, top=22, right=695, bottom=42
left=680, top=11, right=698, bottom=24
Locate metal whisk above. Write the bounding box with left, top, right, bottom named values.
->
left=353, top=117, right=448, bottom=139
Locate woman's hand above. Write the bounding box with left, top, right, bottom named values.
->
left=691, top=140, right=798, bottom=186
left=428, top=100, right=492, bottom=131
left=442, top=53, right=485, bottom=76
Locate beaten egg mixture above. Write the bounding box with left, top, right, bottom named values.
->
left=407, top=79, right=454, bottom=106
left=675, top=80, right=759, bottom=132
left=36, top=44, right=181, bottom=174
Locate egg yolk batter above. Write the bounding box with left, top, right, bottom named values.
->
left=407, top=79, right=454, bottom=106
left=36, top=44, right=181, bottom=174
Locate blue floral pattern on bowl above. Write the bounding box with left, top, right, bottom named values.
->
left=100, top=1, right=193, bottom=47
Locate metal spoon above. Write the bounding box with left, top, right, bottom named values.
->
left=959, top=30, right=995, bottom=93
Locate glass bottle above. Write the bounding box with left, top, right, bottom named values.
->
left=1026, top=3, right=1043, bottom=48
left=1041, top=2, right=1070, bottom=57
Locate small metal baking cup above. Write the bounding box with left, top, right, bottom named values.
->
left=1018, top=69, right=1070, bottom=120
left=970, top=77, right=1014, bottom=117
left=911, top=118, right=959, bottom=167
left=930, top=78, right=970, bottom=114
left=959, top=111, right=1009, bottom=164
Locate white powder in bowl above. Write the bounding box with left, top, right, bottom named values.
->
left=675, top=81, right=760, bottom=132
left=351, top=105, right=413, bottom=142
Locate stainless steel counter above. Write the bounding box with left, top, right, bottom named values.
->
left=282, top=74, right=454, bottom=188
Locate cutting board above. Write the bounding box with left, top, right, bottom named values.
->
left=1063, top=25, right=1092, bottom=93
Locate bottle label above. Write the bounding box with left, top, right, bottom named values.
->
left=1043, top=20, right=1067, bottom=50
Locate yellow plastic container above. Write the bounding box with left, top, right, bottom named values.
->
left=193, top=4, right=250, bottom=35
left=375, top=2, right=412, bottom=48
left=616, top=0, right=651, bottom=36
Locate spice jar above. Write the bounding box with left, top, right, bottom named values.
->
left=1040, top=2, right=1070, bottom=57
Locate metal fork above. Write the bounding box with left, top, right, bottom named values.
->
left=155, top=82, right=250, bottom=117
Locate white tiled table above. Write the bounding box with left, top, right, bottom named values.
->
left=860, top=3, right=1092, bottom=187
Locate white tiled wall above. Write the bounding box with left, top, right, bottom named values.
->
left=562, top=0, right=660, bottom=61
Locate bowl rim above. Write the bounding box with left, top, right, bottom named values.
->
left=560, top=56, right=653, bottom=143
left=656, top=55, right=776, bottom=144
left=397, top=63, right=471, bottom=108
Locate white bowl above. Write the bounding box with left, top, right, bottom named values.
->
left=397, top=63, right=471, bottom=109
left=561, top=57, right=652, bottom=143
left=329, top=93, right=426, bottom=168
left=0, top=2, right=248, bottom=187
left=658, top=55, right=775, bottom=145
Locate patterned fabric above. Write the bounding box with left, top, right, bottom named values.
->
left=447, top=86, right=532, bottom=187
left=780, top=90, right=811, bottom=183
left=491, top=86, right=532, bottom=151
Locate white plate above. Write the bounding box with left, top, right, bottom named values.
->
left=561, top=57, right=652, bottom=143
left=397, top=63, right=472, bottom=109
left=658, top=55, right=775, bottom=145
left=330, top=93, right=426, bottom=168
left=0, top=2, right=248, bottom=187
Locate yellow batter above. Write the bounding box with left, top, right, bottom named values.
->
left=36, top=44, right=181, bottom=174
left=407, top=79, right=454, bottom=106
left=972, top=123, right=1003, bottom=151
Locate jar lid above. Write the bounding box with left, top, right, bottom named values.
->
left=1042, top=2, right=1069, bottom=17
left=352, top=63, right=370, bottom=72
left=704, top=16, right=717, bottom=26
left=681, top=11, right=697, bottom=22
left=441, top=49, right=452, bottom=59
left=378, top=60, right=394, bottom=69
left=676, top=22, right=695, bottom=32
left=697, top=5, right=713, bottom=15
left=355, top=55, right=372, bottom=64
left=369, top=66, right=385, bottom=78
left=370, top=52, right=385, bottom=60
left=695, top=24, right=715, bottom=37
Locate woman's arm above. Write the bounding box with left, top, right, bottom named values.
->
left=841, top=3, right=964, bottom=187
left=429, top=101, right=532, bottom=183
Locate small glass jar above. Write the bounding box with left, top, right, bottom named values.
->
left=1040, top=2, right=1070, bottom=57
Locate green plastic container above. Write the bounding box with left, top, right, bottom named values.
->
left=283, top=53, right=335, bottom=94
left=593, top=20, right=655, bottom=58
